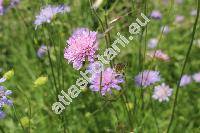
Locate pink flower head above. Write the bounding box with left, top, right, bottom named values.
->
left=135, top=70, right=161, bottom=88
left=147, top=50, right=170, bottom=61
left=193, top=72, right=200, bottom=83
left=64, top=28, right=98, bottom=70
left=0, top=0, right=3, bottom=5
left=90, top=68, right=124, bottom=95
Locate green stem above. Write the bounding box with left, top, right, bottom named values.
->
left=167, top=1, right=200, bottom=132
left=0, top=126, right=5, bottom=133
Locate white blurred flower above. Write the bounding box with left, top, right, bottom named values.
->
left=190, top=9, right=197, bottom=16
left=92, top=0, right=103, bottom=9
left=148, top=38, right=158, bottom=49
left=193, top=72, right=200, bottom=83
left=194, top=39, right=200, bottom=48
left=161, top=25, right=170, bottom=34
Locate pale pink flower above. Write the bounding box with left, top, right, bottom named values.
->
left=147, top=50, right=170, bottom=61
left=175, top=15, right=185, bottom=23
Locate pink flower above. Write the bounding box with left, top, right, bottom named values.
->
left=175, top=15, right=185, bottom=23
left=64, top=28, right=98, bottom=70
left=0, top=0, right=3, bottom=5
left=90, top=68, right=124, bottom=95
left=0, top=0, right=4, bottom=15
left=147, top=50, right=170, bottom=61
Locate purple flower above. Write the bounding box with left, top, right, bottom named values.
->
left=161, top=26, right=170, bottom=34
left=193, top=72, right=200, bottom=83
left=0, top=0, right=20, bottom=15
left=90, top=68, right=124, bottom=95
left=0, top=0, right=4, bottom=15
left=180, top=75, right=192, bottom=87
left=175, top=15, right=185, bottom=23
left=34, top=4, right=70, bottom=29
left=150, top=10, right=162, bottom=19
left=9, top=0, right=20, bottom=8
left=148, top=38, right=158, bottom=49
left=0, top=77, right=6, bottom=83
left=135, top=70, right=161, bottom=88
left=0, top=78, right=12, bottom=119
left=0, top=110, right=6, bottom=119
left=64, top=28, right=98, bottom=70
left=152, top=83, right=173, bottom=102
left=0, top=86, right=13, bottom=108
left=58, top=4, right=70, bottom=13
left=37, top=44, right=47, bottom=58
